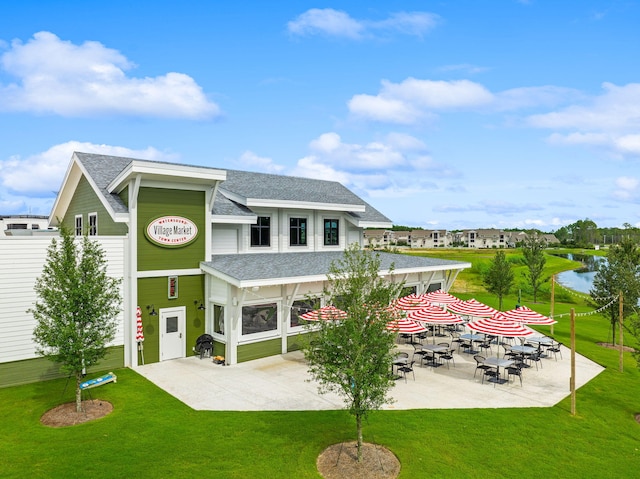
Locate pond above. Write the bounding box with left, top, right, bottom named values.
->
left=553, top=253, right=606, bottom=294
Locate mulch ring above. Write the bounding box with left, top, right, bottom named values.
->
left=40, top=400, right=113, bottom=427
left=317, top=441, right=400, bottom=479
left=596, top=342, right=635, bottom=352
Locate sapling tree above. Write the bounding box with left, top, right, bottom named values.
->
left=484, top=250, right=515, bottom=310
left=303, top=245, right=404, bottom=462
left=522, top=232, right=547, bottom=302
left=31, top=226, right=122, bottom=412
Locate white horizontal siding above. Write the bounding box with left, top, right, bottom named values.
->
left=0, top=236, right=126, bottom=363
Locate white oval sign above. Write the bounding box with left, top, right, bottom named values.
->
left=145, top=216, right=198, bottom=247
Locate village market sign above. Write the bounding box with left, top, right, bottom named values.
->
left=145, top=216, right=198, bottom=247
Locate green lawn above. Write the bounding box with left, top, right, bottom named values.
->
left=1, top=248, right=639, bottom=478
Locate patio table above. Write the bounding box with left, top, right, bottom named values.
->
left=459, top=333, right=484, bottom=354
left=482, top=357, right=514, bottom=384
left=420, top=344, right=448, bottom=367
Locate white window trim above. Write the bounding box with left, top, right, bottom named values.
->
left=288, top=214, right=310, bottom=248
left=322, top=215, right=341, bottom=248
left=88, top=212, right=98, bottom=236
left=74, top=214, right=83, bottom=236
left=238, top=300, right=281, bottom=342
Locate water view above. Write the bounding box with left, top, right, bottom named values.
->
left=553, top=253, right=606, bottom=294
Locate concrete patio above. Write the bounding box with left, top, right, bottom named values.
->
left=133, top=341, right=605, bottom=411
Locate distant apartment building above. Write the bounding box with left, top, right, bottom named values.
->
left=365, top=227, right=558, bottom=249
left=408, top=229, right=449, bottom=248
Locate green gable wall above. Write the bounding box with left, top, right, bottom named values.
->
left=137, top=188, right=205, bottom=271
left=62, top=176, right=128, bottom=235
left=137, top=275, right=205, bottom=364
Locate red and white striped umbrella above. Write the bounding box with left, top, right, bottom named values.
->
left=386, top=318, right=429, bottom=334
left=467, top=316, right=535, bottom=338
left=407, top=305, right=465, bottom=326
left=422, top=289, right=461, bottom=305
left=494, top=306, right=557, bottom=325
left=448, top=298, right=498, bottom=318
left=300, top=305, right=347, bottom=321
left=392, top=294, right=433, bottom=311
left=136, top=306, right=144, bottom=342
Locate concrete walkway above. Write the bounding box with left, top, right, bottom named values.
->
left=134, top=341, right=605, bottom=411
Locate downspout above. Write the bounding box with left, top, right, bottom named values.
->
left=127, top=174, right=142, bottom=367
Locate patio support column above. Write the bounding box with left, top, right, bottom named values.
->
left=227, top=288, right=246, bottom=365
left=281, top=284, right=300, bottom=354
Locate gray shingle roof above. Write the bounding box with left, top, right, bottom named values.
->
left=73, top=153, right=391, bottom=224
left=201, top=251, right=470, bottom=287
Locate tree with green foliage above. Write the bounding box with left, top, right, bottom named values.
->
left=31, top=226, right=122, bottom=412
left=483, top=250, right=515, bottom=310
left=303, top=244, right=404, bottom=462
left=522, top=232, right=547, bottom=302
left=591, top=238, right=640, bottom=347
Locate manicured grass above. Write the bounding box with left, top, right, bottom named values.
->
left=1, top=248, right=639, bottom=478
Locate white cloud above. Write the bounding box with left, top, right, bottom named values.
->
left=528, top=82, right=640, bottom=131
left=307, top=132, right=406, bottom=170
left=287, top=9, right=364, bottom=39
left=289, top=132, right=455, bottom=199
left=287, top=9, right=438, bottom=39
left=290, top=155, right=351, bottom=184
left=0, top=32, right=220, bottom=119
left=348, top=78, right=493, bottom=124
left=612, top=176, right=639, bottom=201
left=494, top=86, right=582, bottom=111
left=237, top=151, right=285, bottom=173
left=0, top=141, right=175, bottom=196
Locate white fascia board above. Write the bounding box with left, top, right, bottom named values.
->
left=246, top=198, right=366, bottom=212
left=49, top=158, right=82, bottom=225
left=389, top=262, right=472, bottom=276
left=343, top=215, right=393, bottom=228
left=108, top=161, right=226, bottom=193
left=211, top=215, right=257, bottom=224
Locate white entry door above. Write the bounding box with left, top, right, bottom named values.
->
left=160, top=307, right=186, bottom=361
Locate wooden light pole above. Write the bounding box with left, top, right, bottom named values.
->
left=619, top=291, right=624, bottom=373
left=550, top=275, right=555, bottom=336
left=570, top=308, right=576, bottom=416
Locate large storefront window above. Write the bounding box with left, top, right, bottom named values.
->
left=242, top=303, right=277, bottom=335
left=290, top=299, right=317, bottom=328
left=213, top=304, right=224, bottom=334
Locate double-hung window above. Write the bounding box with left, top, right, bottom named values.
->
left=251, top=216, right=271, bottom=247
left=74, top=215, right=83, bottom=236
left=289, top=217, right=307, bottom=246
left=88, top=213, right=98, bottom=236
left=324, top=219, right=339, bottom=246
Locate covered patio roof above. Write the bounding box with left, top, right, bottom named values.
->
left=200, top=251, right=471, bottom=288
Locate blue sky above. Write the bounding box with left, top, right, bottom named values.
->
left=0, top=1, right=638, bottom=230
